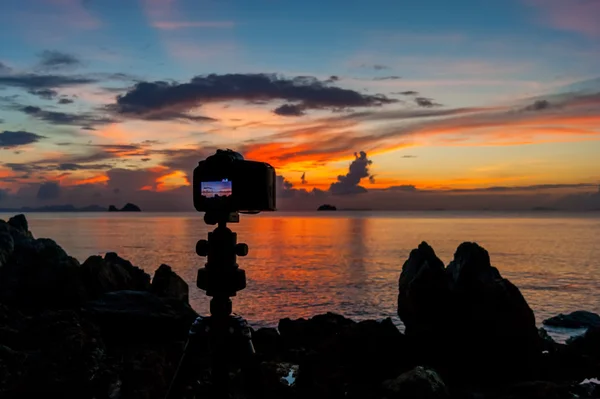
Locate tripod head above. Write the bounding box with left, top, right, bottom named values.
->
left=196, top=211, right=249, bottom=317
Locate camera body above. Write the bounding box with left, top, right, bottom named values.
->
left=193, top=149, right=276, bottom=213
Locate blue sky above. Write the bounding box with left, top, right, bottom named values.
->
left=0, top=0, right=599, bottom=210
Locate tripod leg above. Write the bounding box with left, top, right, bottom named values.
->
left=164, top=316, right=210, bottom=399
left=164, top=339, right=191, bottom=399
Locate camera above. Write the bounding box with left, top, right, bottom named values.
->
left=193, top=149, right=276, bottom=213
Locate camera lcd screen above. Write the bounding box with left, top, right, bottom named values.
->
left=200, top=180, right=232, bottom=198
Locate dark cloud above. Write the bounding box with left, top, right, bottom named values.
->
left=37, top=50, right=82, bottom=71
left=113, top=73, right=398, bottom=119
left=325, top=75, right=340, bottom=83
left=276, top=175, right=295, bottom=198
left=2, top=161, right=111, bottom=174
left=415, top=97, right=442, bottom=107
left=361, top=64, right=389, bottom=71
left=523, top=100, right=551, bottom=111
left=57, top=163, right=111, bottom=171
left=3, top=163, right=41, bottom=173
left=329, top=151, right=373, bottom=195
left=36, top=182, right=61, bottom=200
left=386, top=185, right=418, bottom=192
left=0, top=74, right=97, bottom=90
left=393, top=91, right=418, bottom=96
left=331, top=106, right=485, bottom=123
left=20, top=105, right=115, bottom=127
left=137, top=110, right=216, bottom=122
left=58, top=98, right=74, bottom=104
left=373, top=76, right=401, bottom=81
left=448, top=183, right=597, bottom=193
left=158, top=147, right=217, bottom=174
left=141, top=158, right=151, bottom=162
left=28, top=89, right=59, bottom=100
left=0, top=130, right=45, bottom=149
left=402, top=155, right=417, bottom=158
left=274, top=103, right=306, bottom=116
left=0, top=62, right=11, bottom=74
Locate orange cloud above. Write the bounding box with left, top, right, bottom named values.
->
left=156, top=170, right=189, bottom=191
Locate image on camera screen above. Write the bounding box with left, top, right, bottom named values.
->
left=201, top=180, right=232, bottom=198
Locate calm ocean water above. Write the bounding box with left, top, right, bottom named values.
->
left=4, top=211, right=600, bottom=340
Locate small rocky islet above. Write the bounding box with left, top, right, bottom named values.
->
left=0, top=214, right=599, bottom=399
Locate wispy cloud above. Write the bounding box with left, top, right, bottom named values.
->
left=525, top=0, right=600, bottom=37
left=152, top=20, right=234, bottom=30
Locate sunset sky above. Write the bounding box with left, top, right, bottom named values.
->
left=0, top=0, right=599, bottom=210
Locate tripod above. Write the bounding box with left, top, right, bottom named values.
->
left=165, top=211, right=255, bottom=399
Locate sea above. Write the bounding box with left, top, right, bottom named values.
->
left=3, top=211, right=600, bottom=342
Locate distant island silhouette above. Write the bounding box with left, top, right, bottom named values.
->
left=317, top=204, right=337, bottom=211
left=108, top=203, right=142, bottom=212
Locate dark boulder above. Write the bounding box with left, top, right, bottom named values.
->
left=108, top=205, right=118, bottom=212
left=253, top=327, right=282, bottom=358
left=397, top=241, right=541, bottom=387
left=7, top=215, right=29, bottom=236
left=566, top=326, right=600, bottom=359
left=278, top=312, right=356, bottom=355
left=0, top=310, right=107, bottom=399
left=397, top=242, right=450, bottom=338
left=382, top=366, right=449, bottom=399
left=251, top=361, right=299, bottom=399
left=0, top=222, right=14, bottom=268
left=83, top=290, right=198, bottom=344
left=0, top=228, right=86, bottom=310
left=543, top=311, right=600, bottom=329
left=282, top=314, right=410, bottom=399
left=81, top=253, right=151, bottom=299
left=150, top=264, right=189, bottom=303
left=495, top=381, right=571, bottom=399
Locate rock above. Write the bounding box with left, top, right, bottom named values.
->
left=0, top=222, right=15, bottom=268
left=446, top=242, right=502, bottom=288
left=566, top=326, right=600, bottom=359
left=108, top=205, right=118, bottom=212
left=543, top=311, right=600, bottom=329
left=397, top=242, right=450, bottom=338
left=0, top=234, right=87, bottom=310
left=278, top=312, right=356, bottom=354
left=81, top=253, right=151, bottom=299
left=250, top=361, right=299, bottom=399
left=150, top=264, right=189, bottom=303
left=574, top=378, right=600, bottom=398
left=496, top=381, right=571, bottom=399
left=0, top=310, right=107, bottom=399
left=397, top=241, right=541, bottom=387
left=84, top=290, right=198, bottom=344
left=539, top=328, right=558, bottom=353
left=283, top=314, right=410, bottom=399
left=382, top=366, right=449, bottom=399
left=253, top=327, right=282, bottom=358
left=337, top=318, right=411, bottom=383
left=7, top=215, right=29, bottom=236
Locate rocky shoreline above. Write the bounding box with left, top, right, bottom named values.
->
left=1, top=214, right=599, bottom=398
